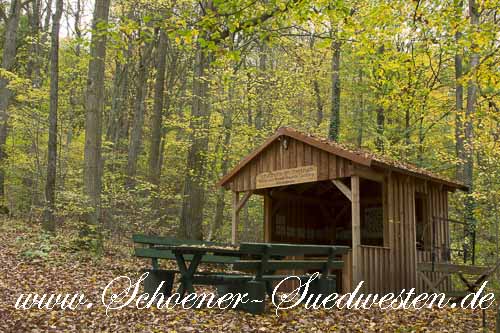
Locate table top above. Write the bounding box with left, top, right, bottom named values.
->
left=153, top=242, right=351, bottom=257
left=153, top=244, right=243, bottom=256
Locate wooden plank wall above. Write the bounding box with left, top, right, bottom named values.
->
left=387, top=174, right=418, bottom=293
left=428, top=183, right=450, bottom=262
left=341, top=246, right=391, bottom=294
left=416, top=183, right=452, bottom=292
left=228, top=137, right=353, bottom=192
left=339, top=179, right=452, bottom=294
left=360, top=245, right=392, bottom=293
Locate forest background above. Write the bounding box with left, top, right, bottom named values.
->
left=0, top=0, right=499, bottom=273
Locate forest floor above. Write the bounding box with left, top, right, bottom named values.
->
left=0, top=218, right=497, bottom=332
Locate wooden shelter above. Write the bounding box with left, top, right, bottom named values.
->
left=217, top=127, right=468, bottom=293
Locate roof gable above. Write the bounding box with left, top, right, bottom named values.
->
left=218, top=127, right=467, bottom=191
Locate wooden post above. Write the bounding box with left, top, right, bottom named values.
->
left=263, top=192, right=271, bottom=242
left=351, top=175, right=361, bottom=290
left=232, top=191, right=240, bottom=244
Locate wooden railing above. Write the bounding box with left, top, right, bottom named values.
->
left=416, top=249, right=452, bottom=293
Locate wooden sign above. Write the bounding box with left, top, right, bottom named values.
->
left=256, top=165, right=318, bottom=189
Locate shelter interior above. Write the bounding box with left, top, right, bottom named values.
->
left=266, top=178, right=384, bottom=248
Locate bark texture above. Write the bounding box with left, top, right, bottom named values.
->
left=43, top=0, right=63, bottom=232
left=0, top=0, right=23, bottom=200
left=179, top=45, right=210, bottom=240
left=83, top=0, right=111, bottom=229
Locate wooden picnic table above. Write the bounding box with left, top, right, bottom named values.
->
left=151, top=244, right=243, bottom=296
left=133, top=234, right=349, bottom=313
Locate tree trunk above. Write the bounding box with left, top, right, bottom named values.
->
left=125, top=37, right=154, bottom=188
left=43, top=0, right=52, bottom=32
left=313, top=80, right=323, bottom=126
left=106, top=26, right=133, bottom=149
left=148, top=30, right=168, bottom=186
left=0, top=0, right=22, bottom=202
left=464, top=0, right=479, bottom=237
left=179, top=44, right=211, bottom=240
left=106, top=60, right=128, bottom=148
left=376, top=106, right=385, bottom=153
left=156, top=50, right=180, bottom=177
left=328, top=38, right=341, bottom=141
left=83, top=0, right=111, bottom=233
left=26, top=0, right=41, bottom=85
left=255, top=43, right=266, bottom=130
left=209, top=87, right=233, bottom=241
left=455, top=0, right=465, bottom=181
left=61, top=0, right=82, bottom=189
left=43, top=0, right=63, bottom=232
left=148, top=30, right=169, bottom=215
left=356, top=69, right=364, bottom=148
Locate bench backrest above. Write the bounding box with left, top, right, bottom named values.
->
left=239, top=242, right=350, bottom=257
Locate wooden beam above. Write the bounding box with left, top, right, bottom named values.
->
left=332, top=179, right=352, bottom=201
left=270, top=190, right=347, bottom=208
left=351, top=176, right=361, bottom=289
left=231, top=191, right=240, bottom=244
left=236, top=190, right=253, bottom=213
left=417, top=262, right=490, bottom=275
left=352, top=166, right=384, bottom=183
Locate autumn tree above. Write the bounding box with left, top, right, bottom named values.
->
left=82, top=0, right=111, bottom=241
left=42, top=0, right=63, bottom=232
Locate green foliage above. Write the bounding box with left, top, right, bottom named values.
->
left=19, top=232, right=54, bottom=260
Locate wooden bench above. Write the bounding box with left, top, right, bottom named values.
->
left=133, top=235, right=348, bottom=314
left=133, top=234, right=241, bottom=296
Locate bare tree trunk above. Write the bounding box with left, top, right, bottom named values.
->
left=42, top=0, right=63, bottom=232
left=328, top=37, right=341, bottom=141
left=405, top=108, right=411, bottom=147
left=83, top=0, right=111, bottom=235
left=26, top=0, right=41, bottom=84
left=209, top=87, right=233, bottom=241
left=106, top=21, right=133, bottom=149
left=356, top=69, right=364, bottom=148
left=106, top=60, right=128, bottom=148
left=0, top=0, right=22, bottom=203
left=376, top=106, right=385, bottom=153
left=61, top=0, right=82, bottom=190
left=313, top=80, right=323, bottom=126
left=455, top=0, right=465, bottom=181
left=179, top=44, right=211, bottom=240
left=309, top=34, right=323, bottom=126
left=148, top=30, right=168, bottom=186
left=148, top=30, right=169, bottom=216
left=464, top=0, right=479, bottom=244
left=255, top=43, right=266, bottom=130
left=43, top=0, right=52, bottom=32
left=125, top=36, right=154, bottom=188
left=155, top=54, right=181, bottom=191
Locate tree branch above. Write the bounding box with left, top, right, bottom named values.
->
left=213, top=0, right=300, bottom=43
